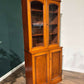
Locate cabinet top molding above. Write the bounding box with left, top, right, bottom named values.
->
left=51, top=0, right=61, bottom=2
left=27, top=0, right=61, bottom=2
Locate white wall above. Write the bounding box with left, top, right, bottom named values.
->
left=61, top=0, right=84, bottom=73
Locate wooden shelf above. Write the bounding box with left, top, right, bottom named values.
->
left=49, top=23, right=58, bottom=25
left=32, top=34, right=43, bottom=37
left=32, top=23, right=43, bottom=27
left=32, top=23, right=57, bottom=26
left=32, top=33, right=57, bottom=37
left=32, top=9, right=43, bottom=12
left=49, top=24, right=57, bottom=25
left=32, top=9, right=57, bottom=13
left=49, top=11, right=58, bottom=14
left=49, top=33, right=57, bottom=35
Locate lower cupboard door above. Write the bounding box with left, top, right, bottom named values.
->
left=50, top=49, right=62, bottom=84
left=32, top=52, right=49, bottom=84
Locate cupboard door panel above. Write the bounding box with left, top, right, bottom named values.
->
left=35, top=55, right=47, bottom=84
left=50, top=49, right=62, bottom=83
left=52, top=52, right=60, bottom=79
left=33, top=52, right=49, bottom=84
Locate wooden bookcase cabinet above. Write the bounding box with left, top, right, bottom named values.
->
left=22, top=0, right=62, bottom=84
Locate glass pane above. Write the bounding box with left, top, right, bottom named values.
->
left=31, top=1, right=44, bottom=47
left=49, top=4, right=58, bottom=44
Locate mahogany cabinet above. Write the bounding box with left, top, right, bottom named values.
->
left=22, top=0, right=62, bottom=84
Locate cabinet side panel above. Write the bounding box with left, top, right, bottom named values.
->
left=25, top=51, right=33, bottom=84
left=22, top=0, right=29, bottom=51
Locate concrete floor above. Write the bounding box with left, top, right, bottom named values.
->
left=1, top=66, right=84, bottom=84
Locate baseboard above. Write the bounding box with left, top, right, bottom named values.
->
left=0, top=61, right=25, bottom=82
left=63, top=67, right=84, bottom=73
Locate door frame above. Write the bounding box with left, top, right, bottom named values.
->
left=46, top=0, right=60, bottom=48
left=27, top=0, right=47, bottom=52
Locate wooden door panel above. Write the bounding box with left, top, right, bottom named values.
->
left=32, top=52, right=49, bottom=84
left=52, top=52, right=60, bottom=79
left=35, top=55, right=47, bottom=84
left=50, top=49, right=62, bottom=83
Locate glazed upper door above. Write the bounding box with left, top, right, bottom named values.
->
left=47, top=0, right=60, bottom=48
left=28, top=0, right=47, bottom=51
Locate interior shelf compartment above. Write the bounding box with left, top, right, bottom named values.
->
left=49, top=34, right=58, bottom=44
left=49, top=33, right=57, bottom=35
left=32, top=36, right=43, bottom=47
left=49, top=11, right=58, bottom=14
left=32, top=34, right=43, bottom=37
